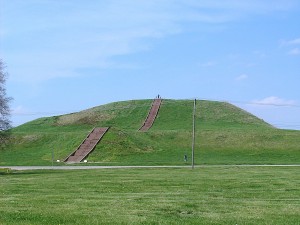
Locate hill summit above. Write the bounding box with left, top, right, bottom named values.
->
left=21, top=99, right=271, bottom=130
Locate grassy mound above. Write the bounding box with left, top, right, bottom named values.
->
left=1, top=99, right=299, bottom=166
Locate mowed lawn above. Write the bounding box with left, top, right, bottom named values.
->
left=1, top=167, right=299, bottom=225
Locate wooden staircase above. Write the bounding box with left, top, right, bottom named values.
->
left=139, top=98, right=162, bottom=132
left=64, top=127, right=109, bottom=163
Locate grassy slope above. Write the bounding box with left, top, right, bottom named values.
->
left=1, top=99, right=300, bottom=165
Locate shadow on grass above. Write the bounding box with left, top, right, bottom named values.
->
left=0, top=169, right=66, bottom=176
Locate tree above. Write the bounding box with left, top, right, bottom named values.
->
left=0, top=59, right=12, bottom=147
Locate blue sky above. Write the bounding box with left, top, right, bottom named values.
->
left=1, top=0, right=300, bottom=129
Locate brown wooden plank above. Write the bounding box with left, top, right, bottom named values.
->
left=64, top=127, right=110, bottom=163
left=139, top=98, right=162, bottom=132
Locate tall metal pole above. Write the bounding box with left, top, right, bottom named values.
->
left=52, top=149, right=54, bottom=167
left=192, top=99, right=196, bottom=169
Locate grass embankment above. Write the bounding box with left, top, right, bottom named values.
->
left=1, top=99, right=300, bottom=165
left=0, top=167, right=299, bottom=225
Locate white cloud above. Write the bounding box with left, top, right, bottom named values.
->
left=252, top=96, right=296, bottom=106
left=239, top=102, right=300, bottom=130
left=182, top=0, right=298, bottom=14
left=11, top=106, right=29, bottom=115
left=283, top=38, right=300, bottom=45
left=280, top=38, right=300, bottom=56
left=199, top=61, right=216, bottom=67
left=236, top=74, right=248, bottom=81
left=253, top=50, right=267, bottom=58
left=2, top=0, right=299, bottom=82
left=288, top=48, right=300, bottom=55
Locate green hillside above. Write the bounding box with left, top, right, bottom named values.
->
left=1, top=99, right=299, bottom=166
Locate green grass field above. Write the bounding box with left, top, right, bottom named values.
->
left=1, top=99, right=299, bottom=224
left=1, top=167, right=299, bottom=225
